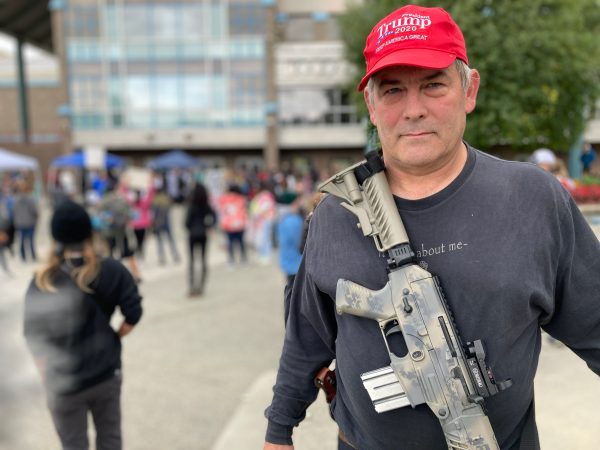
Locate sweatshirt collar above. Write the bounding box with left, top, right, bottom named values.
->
left=392, top=143, right=476, bottom=211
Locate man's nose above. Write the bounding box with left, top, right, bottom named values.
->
left=402, top=90, right=427, bottom=120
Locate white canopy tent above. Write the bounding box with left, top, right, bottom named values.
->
left=0, top=148, right=39, bottom=171
left=0, top=148, right=43, bottom=199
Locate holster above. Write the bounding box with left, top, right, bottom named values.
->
left=313, top=367, right=336, bottom=403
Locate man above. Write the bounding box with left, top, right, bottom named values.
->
left=264, top=5, right=600, bottom=450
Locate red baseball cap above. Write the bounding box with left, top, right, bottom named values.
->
left=358, top=5, right=468, bottom=91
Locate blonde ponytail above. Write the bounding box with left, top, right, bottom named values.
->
left=34, top=240, right=100, bottom=293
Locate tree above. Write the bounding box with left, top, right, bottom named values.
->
left=338, top=0, right=600, bottom=153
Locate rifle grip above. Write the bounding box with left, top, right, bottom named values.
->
left=335, top=279, right=395, bottom=321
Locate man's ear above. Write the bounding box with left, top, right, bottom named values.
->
left=465, top=69, right=480, bottom=114
left=364, top=88, right=377, bottom=125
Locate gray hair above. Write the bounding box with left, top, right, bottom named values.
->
left=366, top=59, right=473, bottom=104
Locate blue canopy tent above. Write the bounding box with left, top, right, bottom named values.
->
left=147, top=150, right=198, bottom=170
left=51, top=151, right=125, bottom=169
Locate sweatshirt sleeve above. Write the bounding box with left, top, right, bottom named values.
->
left=264, top=208, right=337, bottom=445
left=542, top=194, right=600, bottom=376
left=96, top=258, right=143, bottom=325
left=23, top=280, right=48, bottom=357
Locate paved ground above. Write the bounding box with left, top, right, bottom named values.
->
left=0, top=204, right=599, bottom=450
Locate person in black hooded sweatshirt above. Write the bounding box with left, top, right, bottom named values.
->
left=185, top=181, right=216, bottom=298
left=23, top=200, right=142, bottom=450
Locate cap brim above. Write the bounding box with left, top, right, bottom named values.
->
left=357, top=49, right=457, bottom=91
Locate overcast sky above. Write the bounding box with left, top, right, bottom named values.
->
left=0, top=32, right=13, bottom=52
left=0, top=31, right=55, bottom=61
left=0, top=32, right=58, bottom=80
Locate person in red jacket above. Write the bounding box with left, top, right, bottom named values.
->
left=217, top=184, right=248, bottom=266
left=128, top=187, right=155, bottom=260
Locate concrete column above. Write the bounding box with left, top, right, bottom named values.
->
left=49, top=0, right=73, bottom=155
left=15, top=38, right=30, bottom=144
left=262, top=0, right=279, bottom=171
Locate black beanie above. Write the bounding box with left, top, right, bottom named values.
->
left=51, top=200, right=93, bottom=245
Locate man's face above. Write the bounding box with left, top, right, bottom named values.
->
left=365, top=64, right=480, bottom=175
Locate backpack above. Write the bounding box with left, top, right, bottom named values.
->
left=99, top=194, right=130, bottom=230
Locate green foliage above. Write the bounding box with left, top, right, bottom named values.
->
left=339, top=0, right=600, bottom=153
left=581, top=174, right=600, bottom=186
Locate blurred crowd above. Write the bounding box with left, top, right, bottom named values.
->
left=0, top=163, right=323, bottom=297
left=0, top=172, right=39, bottom=274
left=1, top=144, right=599, bottom=285
left=529, top=142, right=600, bottom=203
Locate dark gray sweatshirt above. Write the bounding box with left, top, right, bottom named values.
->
left=265, top=146, right=600, bottom=450
left=24, top=257, right=142, bottom=395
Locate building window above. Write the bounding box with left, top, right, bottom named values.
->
left=149, top=5, right=179, bottom=40
left=324, top=90, right=359, bottom=124
left=72, top=113, right=105, bottom=130
left=280, top=14, right=340, bottom=42
left=67, top=41, right=103, bottom=61
left=229, top=3, right=265, bottom=35
left=71, top=75, right=105, bottom=110
left=122, top=5, right=150, bottom=39
left=124, top=75, right=152, bottom=127
left=279, top=88, right=359, bottom=126
left=282, top=16, right=315, bottom=42
left=65, top=0, right=268, bottom=130
left=229, top=38, right=264, bottom=59
left=65, top=5, right=100, bottom=38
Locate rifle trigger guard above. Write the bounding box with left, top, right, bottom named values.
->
left=384, top=324, right=401, bottom=336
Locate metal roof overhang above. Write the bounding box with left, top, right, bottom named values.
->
left=0, top=0, right=53, bottom=53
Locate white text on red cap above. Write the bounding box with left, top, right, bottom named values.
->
left=376, top=13, right=432, bottom=44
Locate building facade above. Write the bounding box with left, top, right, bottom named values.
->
left=50, top=0, right=365, bottom=172
left=6, top=0, right=597, bottom=175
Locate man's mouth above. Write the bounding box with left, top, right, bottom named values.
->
left=402, top=131, right=433, bottom=138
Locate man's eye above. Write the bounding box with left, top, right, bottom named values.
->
left=383, top=87, right=401, bottom=95
left=426, top=82, right=443, bottom=89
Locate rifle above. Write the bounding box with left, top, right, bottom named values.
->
left=318, top=152, right=512, bottom=450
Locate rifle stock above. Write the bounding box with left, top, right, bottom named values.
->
left=319, top=153, right=511, bottom=450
